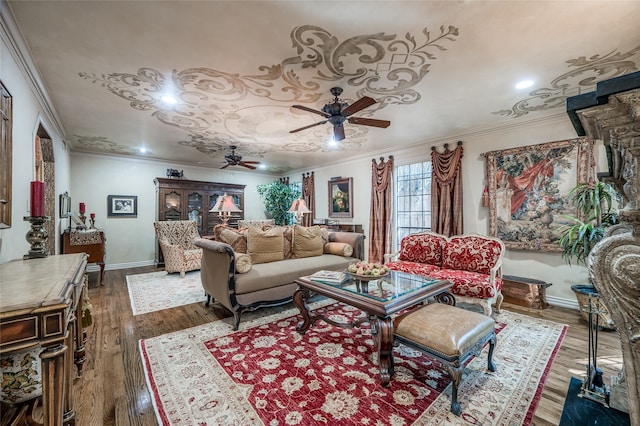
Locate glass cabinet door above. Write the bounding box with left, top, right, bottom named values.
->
left=187, top=192, right=203, bottom=232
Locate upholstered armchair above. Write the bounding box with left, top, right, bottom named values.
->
left=153, top=220, right=203, bottom=278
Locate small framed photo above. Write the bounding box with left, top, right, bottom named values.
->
left=59, top=192, right=71, bottom=218
left=107, top=195, right=137, bottom=218
left=328, top=177, right=353, bottom=218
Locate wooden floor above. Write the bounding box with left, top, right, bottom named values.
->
left=67, top=266, right=623, bottom=425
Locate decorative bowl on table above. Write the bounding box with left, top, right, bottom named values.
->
left=347, top=261, right=390, bottom=281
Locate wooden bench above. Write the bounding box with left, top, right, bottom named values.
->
left=392, top=303, right=497, bottom=416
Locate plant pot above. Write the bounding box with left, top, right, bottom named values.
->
left=570, top=284, right=616, bottom=330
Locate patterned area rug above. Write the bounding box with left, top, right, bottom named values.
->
left=140, top=303, right=567, bottom=425
left=126, top=270, right=205, bottom=315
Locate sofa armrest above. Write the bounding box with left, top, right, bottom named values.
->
left=328, top=231, right=365, bottom=260
left=383, top=251, right=400, bottom=264
left=194, top=238, right=236, bottom=312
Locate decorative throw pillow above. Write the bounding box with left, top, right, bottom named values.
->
left=292, top=225, right=324, bottom=258
left=248, top=226, right=284, bottom=264
left=234, top=252, right=252, bottom=274
left=263, top=225, right=294, bottom=259
left=214, top=225, right=248, bottom=254
left=324, top=242, right=353, bottom=257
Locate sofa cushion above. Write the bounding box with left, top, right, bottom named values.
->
left=292, top=225, right=323, bottom=258
left=248, top=226, right=284, bottom=264
left=398, top=232, right=447, bottom=266
left=235, top=252, right=252, bottom=274
left=385, top=260, right=441, bottom=277
left=442, top=236, right=503, bottom=274
left=324, top=242, right=353, bottom=257
left=214, top=225, right=248, bottom=254
left=429, top=269, right=503, bottom=299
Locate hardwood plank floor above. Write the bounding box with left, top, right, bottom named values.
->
left=71, top=266, right=623, bottom=425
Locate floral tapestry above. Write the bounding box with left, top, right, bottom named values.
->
left=485, top=138, right=594, bottom=251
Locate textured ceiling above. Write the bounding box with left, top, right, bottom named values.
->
left=6, top=1, right=640, bottom=174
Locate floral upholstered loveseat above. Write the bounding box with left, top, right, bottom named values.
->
left=153, top=220, right=202, bottom=278
left=384, top=231, right=505, bottom=315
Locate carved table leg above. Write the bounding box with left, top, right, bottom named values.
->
left=63, top=324, right=76, bottom=425
left=375, top=316, right=394, bottom=386
left=435, top=291, right=456, bottom=306
left=40, top=344, right=67, bottom=426
left=98, top=262, right=105, bottom=286
left=293, top=287, right=316, bottom=334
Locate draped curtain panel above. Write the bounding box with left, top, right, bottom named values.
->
left=431, top=142, right=464, bottom=237
left=302, top=172, right=315, bottom=227
left=40, top=138, right=56, bottom=255
left=369, top=156, right=394, bottom=263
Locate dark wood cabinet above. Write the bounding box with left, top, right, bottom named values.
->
left=154, top=178, right=245, bottom=263
left=62, top=229, right=106, bottom=285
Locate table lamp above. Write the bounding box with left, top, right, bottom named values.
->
left=288, top=198, right=312, bottom=221
left=210, top=193, right=242, bottom=225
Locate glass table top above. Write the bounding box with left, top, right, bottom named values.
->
left=307, top=270, right=441, bottom=303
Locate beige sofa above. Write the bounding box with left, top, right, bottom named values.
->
left=194, top=224, right=364, bottom=330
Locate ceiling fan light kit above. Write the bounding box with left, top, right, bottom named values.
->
left=222, top=145, right=261, bottom=170
left=290, top=87, right=390, bottom=142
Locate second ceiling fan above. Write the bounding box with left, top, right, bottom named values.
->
left=289, top=87, right=390, bottom=141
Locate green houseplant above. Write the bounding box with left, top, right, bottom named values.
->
left=256, top=181, right=301, bottom=225
left=558, top=179, right=619, bottom=329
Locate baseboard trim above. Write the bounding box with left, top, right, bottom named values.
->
left=86, top=260, right=156, bottom=273
left=547, top=295, right=579, bottom=311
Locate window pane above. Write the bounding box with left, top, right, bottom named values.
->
left=394, top=161, right=432, bottom=251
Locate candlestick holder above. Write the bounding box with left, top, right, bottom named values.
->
left=89, top=217, right=96, bottom=229
left=79, top=212, right=87, bottom=226
left=23, top=216, right=51, bottom=259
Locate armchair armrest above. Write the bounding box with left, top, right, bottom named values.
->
left=383, top=251, right=400, bottom=264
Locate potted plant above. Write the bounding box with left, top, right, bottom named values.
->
left=256, top=181, right=301, bottom=225
left=558, top=179, right=619, bottom=328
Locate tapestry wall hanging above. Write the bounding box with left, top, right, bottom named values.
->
left=485, top=137, right=594, bottom=251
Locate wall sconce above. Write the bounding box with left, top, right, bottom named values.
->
left=288, top=198, right=312, bottom=221
left=209, top=193, right=242, bottom=225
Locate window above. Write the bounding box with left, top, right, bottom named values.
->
left=0, top=81, right=12, bottom=229
left=395, top=161, right=432, bottom=250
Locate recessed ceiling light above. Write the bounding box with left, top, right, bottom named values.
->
left=161, top=95, right=177, bottom=104
left=139, top=147, right=147, bottom=153
left=258, top=164, right=266, bottom=170
left=515, top=80, right=534, bottom=89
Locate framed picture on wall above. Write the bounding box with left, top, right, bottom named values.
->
left=59, top=192, right=71, bottom=218
left=107, top=195, right=137, bottom=218
left=328, top=177, right=353, bottom=218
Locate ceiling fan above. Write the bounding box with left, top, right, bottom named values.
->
left=222, top=145, right=261, bottom=170
left=289, top=87, right=391, bottom=142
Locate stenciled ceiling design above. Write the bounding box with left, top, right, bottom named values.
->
left=6, top=1, right=640, bottom=174
left=77, top=24, right=460, bottom=164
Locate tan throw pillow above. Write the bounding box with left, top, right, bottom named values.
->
left=215, top=225, right=248, bottom=254
left=324, top=242, right=353, bottom=257
left=234, top=252, right=252, bottom=274
left=248, top=226, right=284, bottom=264
left=292, top=225, right=324, bottom=258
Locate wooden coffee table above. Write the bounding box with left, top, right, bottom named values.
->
left=293, top=270, right=455, bottom=386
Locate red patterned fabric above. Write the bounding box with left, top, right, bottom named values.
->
left=442, top=236, right=503, bottom=275
left=398, top=233, right=446, bottom=265
left=386, top=260, right=442, bottom=277
left=430, top=269, right=503, bottom=298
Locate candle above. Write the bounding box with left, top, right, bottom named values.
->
left=30, top=181, right=45, bottom=217
left=90, top=213, right=96, bottom=219
left=79, top=202, right=86, bottom=214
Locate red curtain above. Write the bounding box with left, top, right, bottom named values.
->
left=302, top=172, right=315, bottom=227
left=431, top=142, right=464, bottom=236
left=369, top=156, right=394, bottom=263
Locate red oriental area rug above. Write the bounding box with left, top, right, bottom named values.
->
left=140, top=302, right=566, bottom=425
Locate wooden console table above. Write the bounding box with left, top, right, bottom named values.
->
left=0, top=254, right=88, bottom=425
left=62, top=229, right=105, bottom=285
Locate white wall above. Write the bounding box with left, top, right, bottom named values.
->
left=69, top=153, right=275, bottom=267
left=0, top=18, right=70, bottom=264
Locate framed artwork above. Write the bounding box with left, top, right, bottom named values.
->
left=328, top=177, right=353, bottom=218
left=107, top=195, right=138, bottom=218
left=485, top=137, right=594, bottom=251
left=59, top=192, right=71, bottom=218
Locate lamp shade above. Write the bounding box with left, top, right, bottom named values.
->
left=209, top=193, right=242, bottom=213
left=288, top=199, right=311, bottom=219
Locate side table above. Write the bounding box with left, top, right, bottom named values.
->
left=62, top=229, right=106, bottom=285
left=502, top=275, right=552, bottom=309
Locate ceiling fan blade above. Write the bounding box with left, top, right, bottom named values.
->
left=221, top=163, right=230, bottom=169
left=240, top=162, right=257, bottom=170
left=334, top=124, right=346, bottom=141
left=289, top=120, right=328, bottom=134
left=240, top=161, right=261, bottom=164
left=348, top=116, right=391, bottom=128
left=292, top=105, right=330, bottom=118
left=342, top=96, right=376, bottom=117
